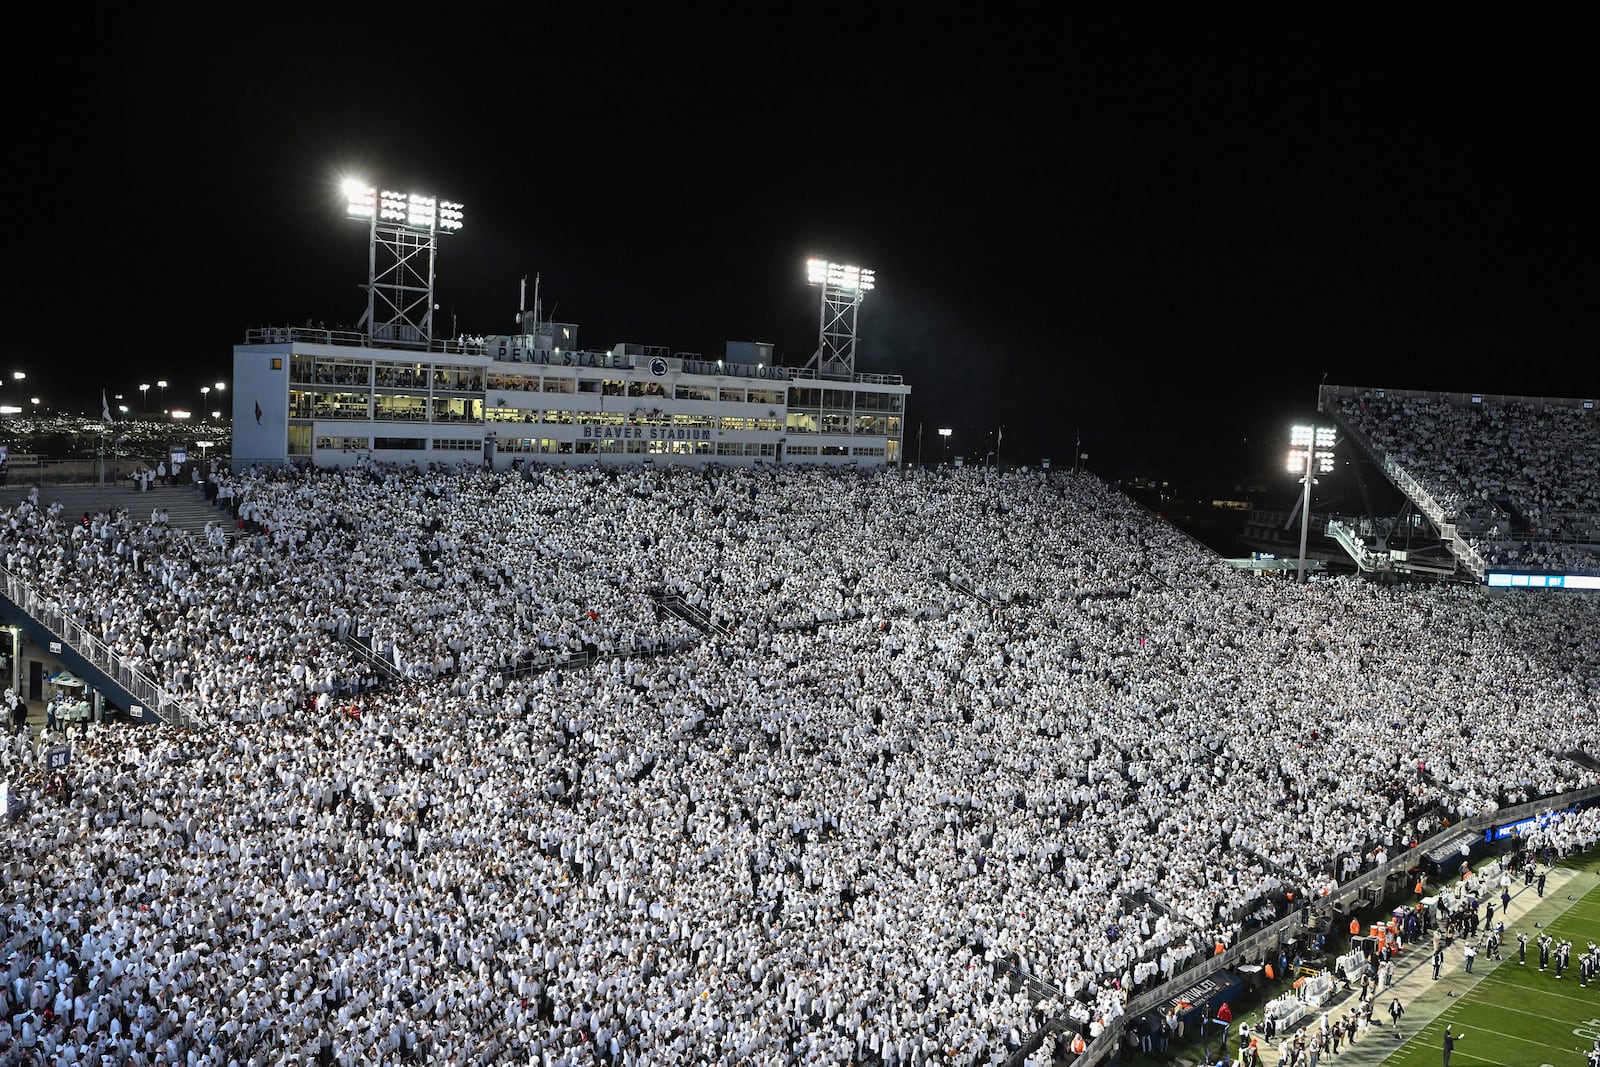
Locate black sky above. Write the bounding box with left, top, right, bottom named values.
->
left=7, top=11, right=1595, bottom=493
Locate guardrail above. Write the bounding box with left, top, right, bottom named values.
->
left=1320, top=413, right=1488, bottom=580
left=0, top=563, right=199, bottom=728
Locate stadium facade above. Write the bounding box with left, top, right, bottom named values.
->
left=230, top=326, right=909, bottom=472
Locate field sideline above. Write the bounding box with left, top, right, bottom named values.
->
left=1381, top=861, right=1600, bottom=1067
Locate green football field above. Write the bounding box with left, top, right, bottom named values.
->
left=1384, top=870, right=1600, bottom=1067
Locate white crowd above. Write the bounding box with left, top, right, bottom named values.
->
left=1332, top=391, right=1600, bottom=574
left=0, top=461, right=1597, bottom=1066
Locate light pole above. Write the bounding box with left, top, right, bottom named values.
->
left=803, top=259, right=876, bottom=379
left=11, top=371, right=24, bottom=408
left=157, top=380, right=168, bottom=412
left=1288, top=425, right=1336, bottom=584
left=140, top=383, right=150, bottom=412
left=344, top=178, right=463, bottom=348
left=202, top=385, right=211, bottom=411
left=939, top=427, right=953, bottom=466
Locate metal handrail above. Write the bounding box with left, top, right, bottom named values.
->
left=0, top=563, right=199, bottom=728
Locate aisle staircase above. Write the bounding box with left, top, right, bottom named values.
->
left=0, top=482, right=233, bottom=539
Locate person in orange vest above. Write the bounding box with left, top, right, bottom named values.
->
left=1350, top=917, right=1361, bottom=937
left=1072, top=1032, right=1087, bottom=1056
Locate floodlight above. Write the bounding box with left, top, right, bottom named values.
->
left=1287, top=424, right=1337, bottom=583
left=344, top=180, right=376, bottom=220
left=807, top=259, right=875, bottom=294
left=805, top=258, right=878, bottom=379
left=406, top=193, right=436, bottom=229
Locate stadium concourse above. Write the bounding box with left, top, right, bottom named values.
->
left=0, top=459, right=1598, bottom=1067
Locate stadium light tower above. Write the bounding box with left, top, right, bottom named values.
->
left=1287, top=424, right=1337, bottom=584
left=804, top=258, right=875, bottom=380
left=939, top=426, right=953, bottom=466
left=343, top=177, right=464, bottom=350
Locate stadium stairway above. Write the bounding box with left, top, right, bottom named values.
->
left=653, top=591, right=734, bottom=640
left=0, top=481, right=232, bottom=540
left=1321, top=413, right=1488, bottom=581
left=1560, top=748, right=1600, bottom=774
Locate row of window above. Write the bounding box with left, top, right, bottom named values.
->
left=290, top=356, right=905, bottom=413
left=291, top=356, right=483, bottom=392
left=787, top=387, right=904, bottom=412
left=496, top=438, right=738, bottom=456
left=311, top=435, right=479, bottom=453
left=785, top=413, right=902, bottom=436
left=294, top=426, right=875, bottom=462
left=292, top=392, right=485, bottom=422
left=485, top=408, right=785, bottom=432
left=785, top=445, right=883, bottom=457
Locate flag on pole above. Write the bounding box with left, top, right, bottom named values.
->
left=102, top=390, right=112, bottom=423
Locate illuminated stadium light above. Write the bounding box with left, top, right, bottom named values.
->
left=805, top=258, right=877, bottom=379
left=345, top=176, right=463, bottom=349
left=348, top=188, right=466, bottom=233
left=406, top=193, right=437, bottom=229
left=379, top=189, right=409, bottom=223
left=806, top=259, right=875, bottom=294
left=343, top=179, right=376, bottom=220
left=1286, top=425, right=1336, bottom=474
left=1287, top=424, right=1337, bottom=583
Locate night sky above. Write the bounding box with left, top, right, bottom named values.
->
left=9, top=12, right=1594, bottom=495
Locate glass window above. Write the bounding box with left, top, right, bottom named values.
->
left=374, top=395, right=428, bottom=421
left=374, top=363, right=428, bottom=390
left=314, top=392, right=371, bottom=419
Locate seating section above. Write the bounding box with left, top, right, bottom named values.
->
left=0, top=460, right=1597, bottom=1065
left=1330, top=389, right=1600, bottom=574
